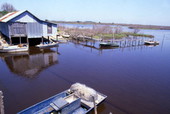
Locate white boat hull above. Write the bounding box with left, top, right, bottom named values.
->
left=144, top=41, right=159, bottom=45
left=0, top=45, right=28, bottom=53
left=36, top=43, right=58, bottom=48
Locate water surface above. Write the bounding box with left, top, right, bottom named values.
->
left=0, top=29, right=170, bottom=114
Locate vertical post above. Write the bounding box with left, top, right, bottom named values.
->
left=10, top=39, right=12, bottom=45
left=56, top=35, right=58, bottom=42
left=20, top=36, right=21, bottom=44
left=92, top=96, right=97, bottom=114
left=27, top=36, right=29, bottom=45
left=42, top=36, right=44, bottom=44
left=48, top=36, right=50, bottom=44
left=0, top=91, right=4, bottom=114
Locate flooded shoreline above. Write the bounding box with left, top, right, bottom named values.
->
left=0, top=29, right=170, bottom=114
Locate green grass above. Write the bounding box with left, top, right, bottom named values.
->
left=124, top=32, right=154, bottom=38
left=93, top=35, right=100, bottom=39
left=92, top=32, right=154, bottom=39
left=114, top=34, right=127, bottom=39
left=58, top=29, right=154, bottom=39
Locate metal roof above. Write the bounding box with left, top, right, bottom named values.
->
left=0, top=10, right=26, bottom=22
left=0, top=10, right=57, bottom=25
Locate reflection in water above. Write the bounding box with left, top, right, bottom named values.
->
left=0, top=47, right=58, bottom=78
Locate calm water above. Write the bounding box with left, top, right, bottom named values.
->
left=0, top=29, right=170, bottom=114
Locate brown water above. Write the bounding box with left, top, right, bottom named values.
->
left=0, top=30, right=170, bottom=114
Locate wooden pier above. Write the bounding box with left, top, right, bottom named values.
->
left=70, top=36, right=156, bottom=56
left=72, top=36, right=149, bottom=48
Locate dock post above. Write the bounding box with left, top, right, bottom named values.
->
left=27, top=36, right=29, bottom=46
left=48, top=36, right=50, bottom=44
left=42, top=36, right=44, bottom=44
left=10, top=36, right=12, bottom=45
left=19, top=36, right=21, bottom=44
left=56, top=35, right=58, bottom=42
left=0, top=91, right=4, bottom=114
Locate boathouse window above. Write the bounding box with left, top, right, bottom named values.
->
left=47, top=24, right=52, bottom=34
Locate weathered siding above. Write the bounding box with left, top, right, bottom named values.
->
left=10, top=12, right=39, bottom=23
left=42, top=22, right=47, bottom=37
left=52, top=24, right=57, bottom=38
left=42, top=22, right=57, bottom=38
left=27, top=22, right=43, bottom=38
left=8, top=22, right=27, bottom=37
left=0, top=22, right=9, bottom=38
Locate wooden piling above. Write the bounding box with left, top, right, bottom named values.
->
left=27, top=36, right=29, bottom=45
left=48, top=36, right=50, bottom=44
left=41, top=36, right=44, bottom=44
left=56, top=35, right=58, bottom=42
left=0, top=91, right=4, bottom=114
left=19, top=36, right=21, bottom=44
left=10, top=37, right=12, bottom=45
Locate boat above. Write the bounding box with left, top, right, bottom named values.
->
left=36, top=42, right=58, bottom=48
left=18, top=83, right=107, bottom=114
left=0, top=44, right=28, bottom=53
left=100, top=42, right=119, bottom=47
left=144, top=41, right=159, bottom=45
left=62, top=34, right=70, bottom=38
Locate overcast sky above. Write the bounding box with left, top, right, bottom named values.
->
left=0, top=0, right=170, bottom=26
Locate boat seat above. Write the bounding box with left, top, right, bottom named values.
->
left=50, top=97, right=68, bottom=111
left=50, top=103, right=59, bottom=111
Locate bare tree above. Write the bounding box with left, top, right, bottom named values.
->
left=114, top=26, right=123, bottom=34
left=1, top=3, right=16, bottom=12
left=92, top=25, right=113, bottom=35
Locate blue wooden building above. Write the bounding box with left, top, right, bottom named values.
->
left=0, top=10, right=57, bottom=45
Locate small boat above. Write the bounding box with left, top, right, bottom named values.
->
left=18, top=83, right=107, bottom=114
left=0, top=44, right=28, bottom=53
left=100, top=42, right=119, bottom=47
left=144, top=41, right=159, bottom=45
left=36, top=42, right=58, bottom=48
left=62, top=34, right=70, bottom=38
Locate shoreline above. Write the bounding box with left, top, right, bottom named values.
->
left=52, top=21, right=170, bottom=30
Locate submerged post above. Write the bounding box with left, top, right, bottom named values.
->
left=0, top=91, right=4, bottom=114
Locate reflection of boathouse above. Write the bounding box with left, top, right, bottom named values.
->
left=2, top=49, right=58, bottom=78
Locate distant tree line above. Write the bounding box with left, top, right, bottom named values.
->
left=0, top=3, right=16, bottom=17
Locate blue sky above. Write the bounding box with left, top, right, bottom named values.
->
left=0, top=0, right=170, bottom=26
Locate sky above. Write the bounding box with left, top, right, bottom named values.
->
left=0, top=0, right=170, bottom=26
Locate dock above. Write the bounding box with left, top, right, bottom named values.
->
left=72, top=35, right=148, bottom=48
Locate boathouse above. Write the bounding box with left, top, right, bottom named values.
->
left=0, top=10, right=57, bottom=45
